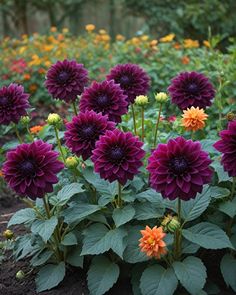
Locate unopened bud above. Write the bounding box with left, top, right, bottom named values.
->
left=161, top=215, right=180, bottom=233
left=155, top=92, right=168, bottom=103
left=65, top=156, right=79, bottom=169
left=20, top=116, right=30, bottom=125
left=226, top=112, right=235, bottom=122
left=16, top=270, right=25, bottom=280
left=3, top=229, right=14, bottom=240
left=47, top=113, right=62, bottom=126
left=135, top=95, right=149, bottom=106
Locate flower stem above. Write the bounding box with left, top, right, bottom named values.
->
left=174, top=198, right=182, bottom=260
left=14, top=124, right=23, bottom=143
left=141, top=106, right=145, bottom=142
left=153, top=103, right=162, bottom=147
left=54, top=126, right=66, bottom=163
left=131, top=104, right=137, bottom=136
left=117, top=182, right=122, bottom=207
left=26, top=126, right=34, bottom=142
left=43, top=196, right=51, bottom=219
left=72, top=101, right=78, bottom=116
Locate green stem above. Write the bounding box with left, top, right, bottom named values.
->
left=54, top=126, right=66, bottom=163
left=141, top=106, right=145, bottom=141
left=153, top=103, right=162, bottom=147
left=72, top=101, right=78, bottom=116
left=14, top=124, right=23, bottom=143
left=174, top=198, right=182, bottom=260
left=43, top=196, right=51, bottom=218
left=131, top=104, right=137, bottom=136
left=26, top=126, right=34, bottom=142
left=117, top=182, right=122, bottom=207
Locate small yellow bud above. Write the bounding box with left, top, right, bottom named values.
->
left=65, top=156, right=79, bottom=169
left=16, top=270, right=25, bottom=280
left=3, top=229, right=14, bottom=240
left=135, top=95, right=149, bottom=106
left=47, top=113, right=62, bottom=126
left=161, top=215, right=180, bottom=233
left=155, top=92, right=168, bottom=103
left=226, top=112, right=235, bottom=122
left=20, top=116, right=30, bottom=125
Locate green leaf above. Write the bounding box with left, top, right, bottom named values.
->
left=131, top=264, right=146, bottom=295
left=66, top=246, right=83, bottom=268
left=182, top=222, right=233, bottom=249
left=123, top=225, right=149, bottom=263
left=211, top=161, right=230, bottom=183
left=181, top=186, right=210, bottom=222
left=8, top=208, right=36, bottom=226
left=81, top=224, right=127, bottom=258
left=31, top=216, right=58, bottom=242
left=62, top=204, right=101, bottom=224
left=87, top=256, right=119, bottom=295
left=173, top=256, right=207, bottom=295
left=140, top=265, right=178, bottom=295
left=209, top=186, right=230, bottom=199
left=134, top=202, right=164, bottom=220
left=219, top=198, right=236, bottom=218
left=56, top=183, right=84, bottom=204
left=182, top=239, right=200, bottom=254
left=221, top=254, right=236, bottom=291
left=36, top=262, right=65, bottom=292
left=61, top=232, right=77, bottom=246
left=136, top=189, right=164, bottom=205
left=112, top=205, right=135, bottom=227
left=31, top=249, right=53, bottom=267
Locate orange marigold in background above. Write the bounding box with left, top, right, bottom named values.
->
left=160, top=33, right=175, bottom=43
left=30, top=125, right=43, bottom=135
left=85, top=24, right=95, bottom=32
left=183, top=39, right=199, bottom=48
left=181, top=106, right=208, bottom=131
left=139, top=226, right=167, bottom=259
left=29, top=84, right=38, bottom=93
left=181, top=56, right=190, bottom=65
left=50, top=26, right=57, bottom=32
left=23, top=73, right=31, bottom=80
left=203, top=40, right=211, bottom=48
left=116, top=34, right=125, bottom=41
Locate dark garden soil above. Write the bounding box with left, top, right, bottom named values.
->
left=0, top=189, right=235, bottom=295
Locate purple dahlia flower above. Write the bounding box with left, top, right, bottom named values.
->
left=0, top=83, right=30, bottom=125
left=106, top=63, right=150, bottom=105
left=79, top=80, right=128, bottom=123
left=65, top=110, right=115, bottom=160
left=91, top=129, right=145, bottom=185
left=45, top=59, right=88, bottom=103
left=147, top=137, right=213, bottom=201
left=168, top=71, right=215, bottom=110
left=3, top=140, right=64, bottom=199
left=213, top=120, right=236, bottom=177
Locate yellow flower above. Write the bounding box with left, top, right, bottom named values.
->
left=149, top=40, right=158, bottom=47
left=183, top=39, right=199, bottom=48
left=43, top=44, right=54, bottom=51
left=101, top=34, right=110, bottom=42
left=62, top=27, right=69, bottom=34
left=203, top=40, right=211, bottom=48
left=131, top=37, right=140, bottom=45
left=50, top=26, right=57, bottom=32
left=181, top=106, right=208, bottom=131
left=116, top=34, right=125, bottom=41
left=141, top=35, right=149, bottom=41
left=18, top=46, right=27, bottom=54
left=44, top=61, right=52, bottom=67
left=85, top=24, right=95, bottom=32
left=99, top=29, right=107, bottom=35
left=160, top=33, right=175, bottom=43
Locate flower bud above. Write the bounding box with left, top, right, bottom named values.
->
left=20, top=116, right=30, bottom=125
left=47, top=113, right=62, bottom=126
left=65, top=156, right=79, bottom=169
left=155, top=92, right=168, bottom=103
left=226, top=112, right=235, bottom=122
left=3, top=229, right=14, bottom=240
left=16, top=270, right=25, bottom=280
left=161, top=215, right=180, bottom=233
left=135, top=95, right=149, bottom=106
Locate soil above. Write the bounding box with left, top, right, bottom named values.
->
left=0, top=188, right=235, bottom=295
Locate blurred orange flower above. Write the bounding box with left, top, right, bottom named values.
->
left=23, top=73, right=31, bottom=80
left=149, top=39, right=158, bottom=47
left=203, top=40, right=211, bottom=48
left=29, top=84, right=38, bottom=93
left=116, top=34, right=125, bottom=41
left=85, top=24, right=95, bottom=32
left=160, top=33, right=175, bottom=43
left=181, top=56, right=190, bottom=64
left=184, top=39, right=199, bottom=48
left=139, top=226, right=167, bottom=259
left=0, top=169, right=4, bottom=177
left=50, top=26, right=57, bottom=32
left=181, top=106, right=208, bottom=131
left=30, top=125, right=43, bottom=134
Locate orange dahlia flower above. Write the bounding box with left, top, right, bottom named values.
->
left=30, top=125, right=43, bottom=134
left=139, top=226, right=167, bottom=259
left=181, top=106, right=208, bottom=131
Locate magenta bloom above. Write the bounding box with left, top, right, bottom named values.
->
left=147, top=137, right=213, bottom=201
left=79, top=80, right=128, bottom=123
left=213, top=120, right=236, bottom=177
left=45, top=59, right=88, bottom=103
left=106, top=63, right=150, bottom=104
left=0, top=83, right=30, bottom=125
left=91, top=129, right=145, bottom=185
left=65, top=111, right=115, bottom=160
left=168, top=71, right=215, bottom=110
left=3, top=140, right=64, bottom=199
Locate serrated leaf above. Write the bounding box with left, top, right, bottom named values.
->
left=62, top=204, right=101, bottom=224
left=61, top=232, right=77, bottom=246
left=81, top=224, right=127, bottom=258
left=8, top=208, right=36, bottom=227
left=36, top=262, right=65, bottom=292
left=173, top=256, right=207, bottom=295
left=181, top=186, right=210, bottom=222
left=182, top=239, right=200, bottom=254
left=219, top=198, right=236, bottom=218
left=66, top=246, right=83, bottom=268
left=57, top=183, right=84, bottom=203
left=211, top=161, right=230, bottom=182
left=221, top=254, right=236, bottom=291
left=134, top=202, right=164, bottom=220
left=112, top=205, right=135, bottom=227
left=136, top=189, right=164, bottom=204
left=31, top=249, right=53, bottom=267
left=123, top=225, right=149, bottom=263
left=210, top=186, right=230, bottom=199
left=140, top=265, right=178, bottom=295
left=31, top=216, right=58, bottom=242
left=182, top=222, right=233, bottom=249
left=87, top=256, right=119, bottom=295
